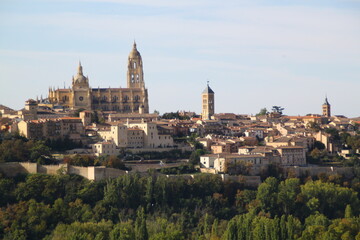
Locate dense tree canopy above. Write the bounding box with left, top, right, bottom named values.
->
left=0, top=172, right=359, bottom=239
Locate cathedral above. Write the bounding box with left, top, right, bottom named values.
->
left=48, top=42, right=149, bottom=114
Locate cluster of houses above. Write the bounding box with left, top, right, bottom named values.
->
left=197, top=113, right=359, bottom=173
left=1, top=99, right=359, bottom=175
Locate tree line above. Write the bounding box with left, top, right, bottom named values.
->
left=0, top=171, right=359, bottom=239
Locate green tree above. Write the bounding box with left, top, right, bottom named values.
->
left=344, top=204, right=353, bottom=218
left=110, top=221, right=135, bottom=240
left=0, top=177, right=15, bottom=206
left=135, top=207, right=148, bottom=240
left=256, top=177, right=279, bottom=216
left=28, top=141, right=52, bottom=164
left=48, top=220, right=113, bottom=240
left=189, top=149, right=206, bottom=166
left=3, top=229, right=27, bottom=240
left=277, top=178, right=301, bottom=215
left=256, top=108, right=268, bottom=116
left=300, top=180, right=360, bottom=218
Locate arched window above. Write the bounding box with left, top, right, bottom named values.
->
left=133, top=62, right=137, bottom=69
left=131, top=74, right=135, bottom=83
left=134, top=95, right=140, bottom=102
left=136, top=74, right=139, bottom=82
left=112, top=96, right=118, bottom=102
left=123, top=95, right=129, bottom=103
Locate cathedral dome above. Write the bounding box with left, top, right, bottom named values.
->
left=75, top=74, right=87, bottom=84
left=74, top=62, right=88, bottom=84
left=129, top=42, right=141, bottom=58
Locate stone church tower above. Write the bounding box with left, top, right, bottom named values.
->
left=322, top=96, right=331, bottom=117
left=202, top=83, right=215, bottom=120
left=127, top=42, right=145, bottom=89
left=72, top=62, right=91, bottom=109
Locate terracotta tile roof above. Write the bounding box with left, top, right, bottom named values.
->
left=60, top=117, right=81, bottom=120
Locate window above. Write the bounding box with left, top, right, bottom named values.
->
left=134, top=95, right=140, bottom=102
left=123, top=95, right=129, bottom=103
left=112, top=96, right=118, bottom=102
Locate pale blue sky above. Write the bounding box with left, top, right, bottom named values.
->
left=1, top=0, right=359, bottom=116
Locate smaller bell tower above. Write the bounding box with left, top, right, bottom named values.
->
left=322, top=96, right=331, bottom=117
left=202, top=82, right=215, bottom=120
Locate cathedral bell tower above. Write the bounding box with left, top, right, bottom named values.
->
left=127, top=41, right=145, bottom=89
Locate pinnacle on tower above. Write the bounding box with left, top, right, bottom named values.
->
left=77, top=61, right=83, bottom=75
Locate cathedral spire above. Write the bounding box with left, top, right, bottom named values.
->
left=324, top=94, right=330, bottom=105
left=77, top=61, right=83, bottom=75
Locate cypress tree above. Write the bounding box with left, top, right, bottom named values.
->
left=135, top=207, right=148, bottom=240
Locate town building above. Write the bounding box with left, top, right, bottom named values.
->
left=92, top=142, right=119, bottom=156
left=200, top=153, right=268, bottom=173
left=98, top=121, right=174, bottom=149
left=18, top=117, right=85, bottom=141
left=276, top=146, right=306, bottom=165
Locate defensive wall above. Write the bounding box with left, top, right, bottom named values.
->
left=282, top=166, right=355, bottom=178
left=201, top=165, right=355, bottom=180
left=0, top=162, right=127, bottom=181
left=0, top=162, right=354, bottom=186
left=0, top=162, right=259, bottom=186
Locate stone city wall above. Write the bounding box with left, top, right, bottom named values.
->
left=1, top=162, right=354, bottom=184
left=221, top=174, right=262, bottom=187
left=0, top=162, right=128, bottom=181
left=200, top=168, right=217, bottom=174
left=283, top=166, right=355, bottom=178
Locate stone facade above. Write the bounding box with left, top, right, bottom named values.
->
left=18, top=117, right=85, bottom=141
left=48, top=42, right=149, bottom=114
left=92, top=142, right=119, bottom=156
left=98, top=121, right=174, bottom=149
left=276, top=146, right=306, bottom=165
